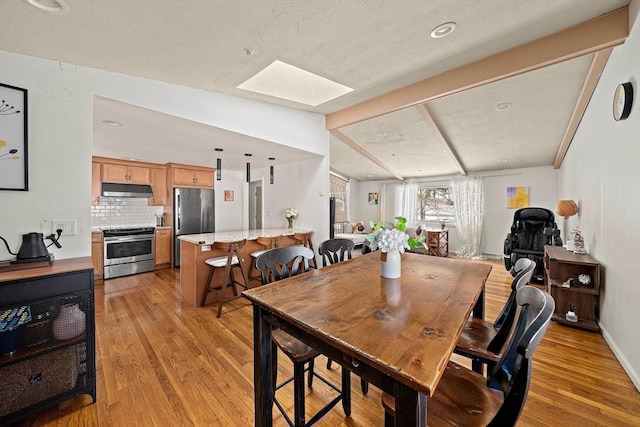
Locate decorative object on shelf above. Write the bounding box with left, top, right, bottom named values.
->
left=285, top=207, right=298, bottom=229
left=507, top=186, right=529, bottom=209
left=555, top=199, right=578, bottom=243
left=613, top=82, right=633, bottom=121
left=224, top=190, right=234, bottom=202
left=367, top=217, right=420, bottom=278
left=0, top=305, right=32, bottom=355
left=572, top=227, right=586, bottom=254
left=566, top=303, right=578, bottom=322
left=52, top=303, right=86, bottom=341
left=0, top=83, right=28, bottom=191
left=578, top=273, right=592, bottom=288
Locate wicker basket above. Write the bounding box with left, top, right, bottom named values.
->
left=0, top=345, right=79, bottom=416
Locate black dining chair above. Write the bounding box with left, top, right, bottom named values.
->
left=256, top=245, right=351, bottom=427
left=318, top=238, right=369, bottom=395
left=381, top=285, right=554, bottom=426
left=454, top=258, right=536, bottom=370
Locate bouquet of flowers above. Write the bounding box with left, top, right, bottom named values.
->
left=366, top=216, right=424, bottom=253
left=285, top=208, right=298, bottom=228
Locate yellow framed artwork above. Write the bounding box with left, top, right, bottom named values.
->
left=507, top=186, right=529, bottom=208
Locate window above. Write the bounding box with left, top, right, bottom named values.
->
left=416, top=186, right=455, bottom=223
left=330, top=173, right=349, bottom=223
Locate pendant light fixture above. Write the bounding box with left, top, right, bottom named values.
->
left=215, top=148, right=223, bottom=181
left=245, top=153, right=252, bottom=183
left=269, top=157, right=275, bottom=184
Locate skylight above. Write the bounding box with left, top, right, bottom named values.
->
left=237, top=60, right=353, bottom=107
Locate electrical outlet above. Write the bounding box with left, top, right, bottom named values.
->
left=52, top=219, right=76, bottom=236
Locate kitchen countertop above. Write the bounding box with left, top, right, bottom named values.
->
left=178, top=228, right=313, bottom=245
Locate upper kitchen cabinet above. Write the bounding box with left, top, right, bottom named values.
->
left=149, top=167, right=167, bottom=206
left=91, top=161, right=101, bottom=204
left=102, top=161, right=150, bottom=184
left=167, top=163, right=215, bottom=189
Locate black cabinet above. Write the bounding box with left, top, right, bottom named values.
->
left=0, top=258, right=96, bottom=425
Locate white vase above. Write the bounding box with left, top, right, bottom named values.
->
left=52, top=303, right=86, bottom=341
left=381, top=250, right=401, bottom=279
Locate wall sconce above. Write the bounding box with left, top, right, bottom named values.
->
left=269, top=157, right=275, bottom=184
left=215, top=148, right=223, bottom=181
left=555, top=199, right=578, bottom=243
left=245, top=153, right=252, bottom=183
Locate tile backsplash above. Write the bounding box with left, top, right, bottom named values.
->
left=91, top=197, right=164, bottom=229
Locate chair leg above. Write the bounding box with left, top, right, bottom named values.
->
left=215, top=267, right=231, bottom=318
left=341, top=367, right=351, bottom=416
left=307, top=358, right=314, bottom=387
left=360, top=378, right=369, bottom=395
left=384, top=409, right=394, bottom=427
left=201, top=266, right=215, bottom=306
left=293, top=362, right=306, bottom=427
left=272, top=342, right=278, bottom=391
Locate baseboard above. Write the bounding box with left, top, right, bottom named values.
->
left=599, top=321, right=640, bottom=392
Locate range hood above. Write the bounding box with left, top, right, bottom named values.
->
left=102, top=183, right=154, bottom=198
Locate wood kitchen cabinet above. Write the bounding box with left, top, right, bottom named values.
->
left=149, top=167, right=167, bottom=206
left=102, top=162, right=150, bottom=184
left=91, top=161, right=101, bottom=204
left=154, top=228, right=171, bottom=269
left=167, top=164, right=215, bottom=188
left=91, top=231, right=104, bottom=281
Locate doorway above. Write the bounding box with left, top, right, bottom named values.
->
left=249, top=179, right=263, bottom=230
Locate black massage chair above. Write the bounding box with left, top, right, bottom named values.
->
left=503, top=207, right=562, bottom=282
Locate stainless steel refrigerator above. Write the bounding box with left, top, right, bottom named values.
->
left=173, top=188, right=215, bottom=267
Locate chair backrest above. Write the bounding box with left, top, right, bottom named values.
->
left=318, top=238, right=355, bottom=267
left=293, top=231, right=317, bottom=268
left=255, top=236, right=277, bottom=250
left=510, top=207, right=559, bottom=251
left=211, top=239, right=247, bottom=264
left=486, top=286, right=554, bottom=426
left=255, top=246, right=315, bottom=285
left=493, top=258, right=536, bottom=331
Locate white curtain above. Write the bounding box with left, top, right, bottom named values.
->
left=393, top=182, right=418, bottom=226
left=379, top=183, right=387, bottom=224
left=451, top=176, right=485, bottom=259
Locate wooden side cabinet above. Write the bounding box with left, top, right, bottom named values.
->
left=426, top=229, right=448, bottom=257
left=102, top=162, right=150, bottom=185
left=91, top=162, right=101, bottom=205
left=149, top=167, right=167, bottom=206
left=0, top=258, right=96, bottom=425
left=91, top=231, right=104, bottom=281
left=544, top=245, right=600, bottom=331
left=155, top=228, right=171, bottom=269
left=167, top=164, right=215, bottom=189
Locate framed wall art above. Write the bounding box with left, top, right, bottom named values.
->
left=224, top=190, right=234, bottom=201
left=368, top=192, right=379, bottom=205
left=507, top=186, right=529, bottom=209
left=0, top=83, right=28, bottom=191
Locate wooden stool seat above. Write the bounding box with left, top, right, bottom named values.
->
left=249, top=237, right=278, bottom=282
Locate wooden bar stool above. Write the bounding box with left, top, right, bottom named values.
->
left=293, top=231, right=317, bottom=269
left=201, top=239, right=248, bottom=317
left=249, top=236, right=278, bottom=283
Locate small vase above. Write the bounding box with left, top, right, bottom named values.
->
left=52, top=303, right=86, bottom=341
left=381, top=250, right=401, bottom=279
left=287, top=218, right=295, bottom=229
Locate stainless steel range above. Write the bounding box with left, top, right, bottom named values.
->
left=103, top=227, right=155, bottom=279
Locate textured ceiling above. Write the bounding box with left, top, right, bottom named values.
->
left=0, top=0, right=630, bottom=181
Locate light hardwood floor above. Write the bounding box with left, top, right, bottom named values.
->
left=16, top=258, right=640, bottom=426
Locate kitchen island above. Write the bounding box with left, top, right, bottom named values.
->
left=178, top=228, right=313, bottom=307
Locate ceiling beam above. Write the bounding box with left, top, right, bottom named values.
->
left=326, top=6, right=628, bottom=130
left=416, top=104, right=467, bottom=176
left=330, top=130, right=405, bottom=181
left=554, top=48, right=613, bottom=169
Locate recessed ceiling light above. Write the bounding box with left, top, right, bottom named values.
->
left=24, top=0, right=70, bottom=14
left=495, top=102, right=512, bottom=111
left=430, top=22, right=457, bottom=39
left=238, top=60, right=353, bottom=106
left=102, top=120, right=122, bottom=127
left=417, top=169, right=423, bottom=172
left=497, top=159, right=509, bottom=164
left=375, top=131, right=388, bottom=137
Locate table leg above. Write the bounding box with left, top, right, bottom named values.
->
left=393, top=382, right=426, bottom=427
left=253, top=305, right=273, bottom=427
left=472, top=285, right=486, bottom=373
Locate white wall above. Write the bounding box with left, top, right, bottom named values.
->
left=215, top=169, right=244, bottom=232
left=558, top=0, right=640, bottom=390
left=0, top=51, right=329, bottom=261
left=352, top=166, right=558, bottom=256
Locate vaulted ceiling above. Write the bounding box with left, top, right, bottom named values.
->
left=0, top=0, right=630, bottom=181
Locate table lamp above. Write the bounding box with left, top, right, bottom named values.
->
left=555, top=199, right=578, bottom=243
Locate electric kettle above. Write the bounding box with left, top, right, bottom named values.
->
left=0, top=231, right=62, bottom=264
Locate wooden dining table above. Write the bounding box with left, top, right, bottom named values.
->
left=242, top=251, right=492, bottom=426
